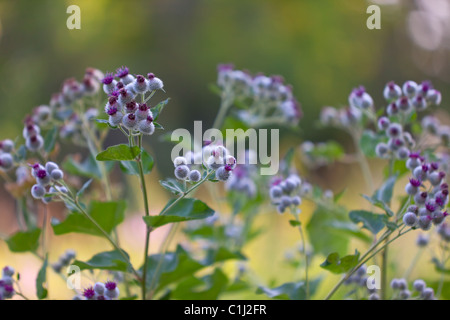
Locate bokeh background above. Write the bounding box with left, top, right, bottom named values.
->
left=1, top=0, right=450, bottom=299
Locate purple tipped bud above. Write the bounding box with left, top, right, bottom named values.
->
left=174, top=165, right=190, bottom=180
left=122, top=113, right=138, bottom=130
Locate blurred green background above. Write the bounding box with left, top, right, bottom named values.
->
left=1, top=0, right=449, bottom=299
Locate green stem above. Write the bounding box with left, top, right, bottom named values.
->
left=60, top=194, right=140, bottom=281
left=137, top=134, right=152, bottom=301
left=212, top=93, right=232, bottom=130
left=294, top=214, right=309, bottom=300
left=403, top=248, right=424, bottom=280
left=146, top=171, right=215, bottom=299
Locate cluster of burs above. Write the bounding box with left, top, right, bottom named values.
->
left=269, top=174, right=311, bottom=214
left=216, top=64, right=301, bottom=124
left=344, top=265, right=435, bottom=300
left=173, top=145, right=237, bottom=183
left=73, top=281, right=120, bottom=300
left=29, top=161, right=67, bottom=204
left=23, top=68, right=105, bottom=149
left=103, top=67, right=165, bottom=135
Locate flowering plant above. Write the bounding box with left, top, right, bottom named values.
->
left=0, top=63, right=449, bottom=301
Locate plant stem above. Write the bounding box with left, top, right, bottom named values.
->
left=403, top=248, right=424, bottom=280
left=146, top=171, right=215, bottom=299
left=351, top=130, right=374, bottom=194
left=137, top=134, right=152, bottom=301
left=64, top=195, right=140, bottom=280
left=294, top=213, right=309, bottom=300
left=212, top=93, right=232, bottom=130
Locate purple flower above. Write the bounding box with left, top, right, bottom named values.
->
left=102, top=73, right=115, bottom=85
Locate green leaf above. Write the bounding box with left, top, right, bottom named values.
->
left=36, top=255, right=48, bottom=299
left=320, top=250, right=360, bottom=274
left=96, top=144, right=141, bottom=161
left=72, top=250, right=132, bottom=272
left=141, top=245, right=245, bottom=293
left=203, top=247, right=246, bottom=265
left=256, top=278, right=321, bottom=300
left=349, top=210, right=386, bottom=234
left=373, top=176, right=396, bottom=204
left=361, top=194, right=394, bottom=217
left=159, top=179, right=185, bottom=196
left=289, top=220, right=301, bottom=227
left=6, top=229, right=41, bottom=253
left=143, top=198, right=214, bottom=230
left=43, top=127, right=58, bottom=153
left=171, top=268, right=228, bottom=300
left=151, top=98, right=170, bottom=121
left=306, top=205, right=351, bottom=256
left=120, top=151, right=154, bottom=175
left=432, top=257, right=450, bottom=275
left=52, top=201, right=126, bottom=237
left=359, top=130, right=385, bottom=158
left=76, top=179, right=93, bottom=199
left=383, top=160, right=409, bottom=179
left=63, top=155, right=102, bottom=179
left=309, top=141, right=344, bottom=162
left=95, top=118, right=118, bottom=129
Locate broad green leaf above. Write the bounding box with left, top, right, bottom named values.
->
left=383, top=160, right=409, bottom=179
left=373, top=176, right=396, bottom=204
left=349, top=210, right=386, bottom=234
left=306, top=205, right=351, bottom=256
left=6, top=229, right=41, bottom=253
left=43, top=127, right=58, bottom=154
left=51, top=201, right=126, bottom=237
left=141, top=245, right=245, bottom=293
left=120, top=150, right=154, bottom=175
left=256, top=278, right=321, bottom=300
left=143, top=198, right=214, bottom=230
left=63, top=155, right=113, bottom=179
left=320, top=250, right=360, bottom=274
left=96, top=144, right=141, bottom=161
left=36, top=255, right=48, bottom=299
left=171, top=269, right=228, bottom=300
left=72, top=250, right=132, bottom=272
left=361, top=194, right=394, bottom=217
left=359, top=130, right=385, bottom=158
left=152, top=98, right=170, bottom=121
left=95, top=118, right=118, bottom=129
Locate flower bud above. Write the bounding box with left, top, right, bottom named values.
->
left=50, top=169, right=64, bottom=180
left=189, top=170, right=201, bottom=182
left=403, top=212, right=418, bottom=227
left=122, top=113, right=138, bottom=130
left=402, top=81, right=418, bottom=98
left=147, top=73, right=164, bottom=91
left=383, top=81, right=402, bottom=100
left=138, top=117, right=155, bottom=135
left=31, top=184, right=46, bottom=199
left=174, top=165, right=190, bottom=180
left=133, top=75, right=149, bottom=94
left=26, top=135, right=44, bottom=151
left=216, top=166, right=231, bottom=181
left=45, top=162, right=59, bottom=174
left=0, top=153, right=13, bottom=171
left=0, top=139, right=14, bottom=153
